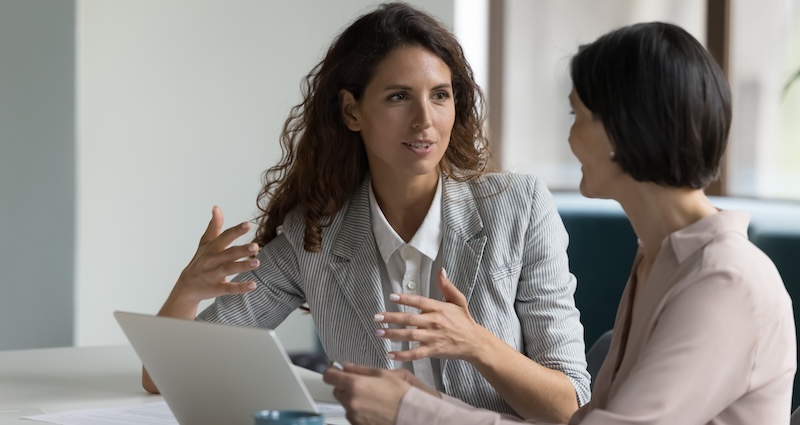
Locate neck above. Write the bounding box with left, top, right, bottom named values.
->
left=615, top=183, right=718, bottom=264
left=371, top=172, right=439, bottom=242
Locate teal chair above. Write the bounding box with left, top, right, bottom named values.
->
left=554, top=194, right=637, bottom=349
left=585, top=329, right=613, bottom=389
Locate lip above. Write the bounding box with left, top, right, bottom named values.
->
left=403, top=139, right=435, bottom=145
left=402, top=139, right=436, bottom=156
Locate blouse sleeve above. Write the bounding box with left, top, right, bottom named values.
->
left=397, top=387, right=550, bottom=425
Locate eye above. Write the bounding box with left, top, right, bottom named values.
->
left=433, top=91, right=451, bottom=101
left=388, top=93, right=407, bottom=101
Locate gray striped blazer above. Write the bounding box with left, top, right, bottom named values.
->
left=198, top=173, right=591, bottom=415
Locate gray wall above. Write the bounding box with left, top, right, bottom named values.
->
left=0, top=0, right=75, bottom=349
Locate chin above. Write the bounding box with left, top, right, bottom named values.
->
left=579, top=180, right=607, bottom=200
left=578, top=179, right=594, bottom=198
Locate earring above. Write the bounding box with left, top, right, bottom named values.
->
left=610, top=151, right=616, bottom=160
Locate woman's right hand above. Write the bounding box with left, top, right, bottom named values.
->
left=159, top=206, right=261, bottom=318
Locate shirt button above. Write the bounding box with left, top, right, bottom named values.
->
left=406, top=281, right=417, bottom=290
left=401, top=245, right=415, bottom=260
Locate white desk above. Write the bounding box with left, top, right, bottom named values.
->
left=0, top=345, right=162, bottom=424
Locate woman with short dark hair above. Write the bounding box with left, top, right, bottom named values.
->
left=325, top=21, right=796, bottom=425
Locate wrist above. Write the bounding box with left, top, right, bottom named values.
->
left=159, top=285, right=200, bottom=319
left=466, top=325, right=498, bottom=366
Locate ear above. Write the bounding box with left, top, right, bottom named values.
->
left=339, top=89, right=362, bottom=132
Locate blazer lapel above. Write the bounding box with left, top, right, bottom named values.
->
left=328, top=177, right=392, bottom=363
left=441, top=177, right=486, bottom=304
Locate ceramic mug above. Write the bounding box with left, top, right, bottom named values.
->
left=253, top=410, right=324, bottom=425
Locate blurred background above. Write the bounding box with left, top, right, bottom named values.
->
left=1, top=0, right=798, bottom=355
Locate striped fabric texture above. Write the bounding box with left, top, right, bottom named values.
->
left=198, top=173, right=591, bottom=415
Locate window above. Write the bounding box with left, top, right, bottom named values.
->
left=456, top=0, right=800, bottom=200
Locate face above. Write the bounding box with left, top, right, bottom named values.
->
left=340, top=45, right=455, bottom=185
left=567, top=88, right=625, bottom=199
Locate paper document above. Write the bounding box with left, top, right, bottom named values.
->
left=23, top=401, right=345, bottom=425
left=23, top=402, right=177, bottom=425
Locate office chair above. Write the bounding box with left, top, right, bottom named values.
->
left=586, top=329, right=614, bottom=389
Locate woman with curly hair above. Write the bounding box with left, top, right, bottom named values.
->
left=144, top=3, right=589, bottom=422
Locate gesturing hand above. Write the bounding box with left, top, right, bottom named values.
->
left=171, top=206, right=261, bottom=304
left=373, top=268, right=493, bottom=363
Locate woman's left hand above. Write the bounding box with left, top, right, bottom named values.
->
left=374, top=268, right=492, bottom=363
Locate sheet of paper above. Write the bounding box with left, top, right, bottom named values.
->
left=22, top=401, right=345, bottom=425
left=22, top=401, right=177, bottom=425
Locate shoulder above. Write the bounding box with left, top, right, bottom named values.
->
left=679, top=231, right=791, bottom=324
left=459, top=172, right=549, bottom=206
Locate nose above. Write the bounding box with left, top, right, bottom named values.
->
left=411, top=99, right=433, bottom=130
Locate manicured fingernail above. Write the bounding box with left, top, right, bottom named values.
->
left=374, top=329, right=385, bottom=336
left=249, top=259, right=259, bottom=267
left=386, top=353, right=395, bottom=360
left=442, top=268, right=448, bottom=279
left=389, top=293, right=400, bottom=302
left=246, top=282, right=256, bottom=290
left=373, top=314, right=384, bottom=322
left=241, top=222, right=250, bottom=229
left=248, top=243, right=258, bottom=252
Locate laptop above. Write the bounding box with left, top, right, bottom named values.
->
left=114, top=311, right=349, bottom=425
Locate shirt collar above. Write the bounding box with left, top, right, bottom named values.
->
left=369, top=176, right=443, bottom=264
left=667, top=210, right=751, bottom=263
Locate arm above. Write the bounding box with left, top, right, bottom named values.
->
left=143, top=206, right=261, bottom=393
left=581, top=269, right=759, bottom=424
left=379, top=269, right=579, bottom=422
left=324, top=363, right=549, bottom=425
left=507, top=177, right=590, bottom=418
left=399, top=387, right=550, bottom=425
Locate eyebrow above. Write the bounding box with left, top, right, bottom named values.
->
left=383, top=83, right=453, bottom=91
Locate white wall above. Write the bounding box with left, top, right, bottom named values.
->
left=75, top=0, right=455, bottom=351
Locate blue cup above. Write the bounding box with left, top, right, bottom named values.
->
left=253, top=410, right=324, bottom=425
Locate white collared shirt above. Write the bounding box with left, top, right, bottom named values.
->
left=369, top=177, right=444, bottom=391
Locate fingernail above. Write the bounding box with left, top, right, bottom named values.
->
left=246, top=282, right=256, bottom=290
left=386, top=353, right=395, bottom=360
left=374, top=329, right=385, bottom=336
left=389, top=293, right=400, bottom=302
left=442, top=268, right=448, bottom=279
left=249, top=259, right=259, bottom=267
left=373, top=313, right=384, bottom=322
left=241, top=221, right=250, bottom=229
left=248, top=243, right=258, bottom=252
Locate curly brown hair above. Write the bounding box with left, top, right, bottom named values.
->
left=254, top=2, right=490, bottom=252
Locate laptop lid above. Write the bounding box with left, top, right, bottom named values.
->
left=114, top=311, right=335, bottom=425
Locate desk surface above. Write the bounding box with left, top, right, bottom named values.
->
left=0, top=345, right=162, bottom=424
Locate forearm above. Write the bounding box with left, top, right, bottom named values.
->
left=398, top=387, right=544, bottom=425
left=157, top=285, right=201, bottom=319
left=470, top=328, right=578, bottom=423
left=143, top=287, right=201, bottom=394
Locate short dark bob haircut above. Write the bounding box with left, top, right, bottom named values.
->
left=570, top=22, right=731, bottom=189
